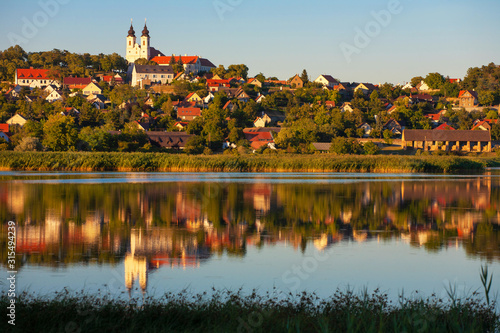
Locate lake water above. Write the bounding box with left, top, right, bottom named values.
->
left=1, top=171, right=499, bottom=302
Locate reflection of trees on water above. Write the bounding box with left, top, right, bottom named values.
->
left=1, top=176, right=500, bottom=272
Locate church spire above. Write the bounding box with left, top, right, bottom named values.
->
left=128, top=18, right=135, bottom=37
left=142, top=18, right=150, bottom=38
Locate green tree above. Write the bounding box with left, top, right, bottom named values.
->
left=300, top=69, right=309, bottom=84
left=425, top=73, right=445, bottom=89
left=211, top=65, right=227, bottom=78
left=329, top=137, right=362, bottom=155
left=184, top=136, right=205, bottom=154
left=486, top=110, right=498, bottom=119
left=43, top=114, right=78, bottom=151
left=78, top=126, right=115, bottom=151
left=491, top=123, right=500, bottom=140
left=226, top=64, right=249, bottom=79
left=479, top=91, right=495, bottom=106
left=383, top=129, right=393, bottom=144
left=410, top=76, right=424, bottom=88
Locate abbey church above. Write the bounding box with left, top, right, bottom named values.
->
left=126, top=20, right=165, bottom=63
left=125, top=20, right=215, bottom=76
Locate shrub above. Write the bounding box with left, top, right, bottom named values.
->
left=15, top=137, right=44, bottom=152
left=330, top=137, right=363, bottom=155
left=363, top=141, right=380, bottom=155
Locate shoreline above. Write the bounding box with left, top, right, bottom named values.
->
left=0, top=151, right=498, bottom=173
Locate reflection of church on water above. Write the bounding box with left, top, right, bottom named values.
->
left=124, top=229, right=212, bottom=295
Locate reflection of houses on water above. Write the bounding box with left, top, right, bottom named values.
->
left=400, top=178, right=492, bottom=211
left=124, top=228, right=212, bottom=293
left=314, top=233, right=343, bottom=251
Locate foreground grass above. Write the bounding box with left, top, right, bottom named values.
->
left=0, top=151, right=498, bottom=173
left=1, top=289, right=498, bottom=333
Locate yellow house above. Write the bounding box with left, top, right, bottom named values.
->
left=6, top=114, right=27, bottom=127
left=185, top=92, right=203, bottom=103
left=82, top=82, right=102, bottom=96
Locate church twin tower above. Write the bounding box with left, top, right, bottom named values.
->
left=126, top=20, right=151, bottom=63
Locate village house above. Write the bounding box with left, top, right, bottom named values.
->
left=289, top=75, right=304, bottom=89
left=6, top=114, right=27, bottom=127
left=357, top=123, right=373, bottom=138
left=314, top=75, right=339, bottom=88
left=185, top=92, right=203, bottom=104
left=255, top=94, right=266, bottom=103
left=15, top=68, right=59, bottom=87
left=243, top=127, right=281, bottom=150
left=247, top=78, right=263, bottom=88
left=383, top=119, right=403, bottom=136
left=340, top=102, right=355, bottom=113
left=254, top=110, right=286, bottom=128
left=82, top=82, right=103, bottom=96
left=0, top=124, right=10, bottom=142
left=98, top=74, right=124, bottom=85
left=402, top=129, right=491, bottom=152
left=472, top=119, right=498, bottom=131
left=416, top=81, right=431, bottom=91
left=458, top=90, right=479, bottom=107
left=354, top=83, right=378, bottom=96
left=177, top=107, right=202, bottom=121
left=63, top=77, right=93, bottom=90
left=434, top=123, right=455, bottom=130
left=223, top=101, right=238, bottom=113
left=174, top=121, right=189, bottom=131
left=46, top=89, right=64, bottom=102
left=151, top=55, right=216, bottom=75
left=130, top=64, right=175, bottom=87
left=146, top=132, right=194, bottom=149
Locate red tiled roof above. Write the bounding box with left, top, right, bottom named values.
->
left=177, top=107, right=202, bottom=116
left=17, top=68, right=49, bottom=80
left=0, top=124, right=9, bottom=132
left=426, top=113, right=441, bottom=121
left=64, top=77, right=92, bottom=85
left=434, top=123, right=455, bottom=130
left=151, top=55, right=199, bottom=65
left=459, top=90, right=478, bottom=99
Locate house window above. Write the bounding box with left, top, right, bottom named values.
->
left=129, top=41, right=131, bottom=46
left=143, top=41, right=145, bottom=46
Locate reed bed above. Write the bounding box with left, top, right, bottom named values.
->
left=0, top=151, right=496, bottom=173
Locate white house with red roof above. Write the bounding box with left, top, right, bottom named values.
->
left=243, top=127, right=281, bottom=150
left=15, top=68, right=59, bottom=87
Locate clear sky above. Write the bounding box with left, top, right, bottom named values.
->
left=1, top=0, right=499, bottom=84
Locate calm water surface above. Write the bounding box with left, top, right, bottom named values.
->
left=1, top=170, right=499, bottom=301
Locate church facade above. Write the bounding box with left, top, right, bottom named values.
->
left=125, top=20, right=215, bottom=75
left=126, top=20, right=164, bottom=63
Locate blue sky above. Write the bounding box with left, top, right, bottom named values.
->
left=1, top=0, right=499, bottom=84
